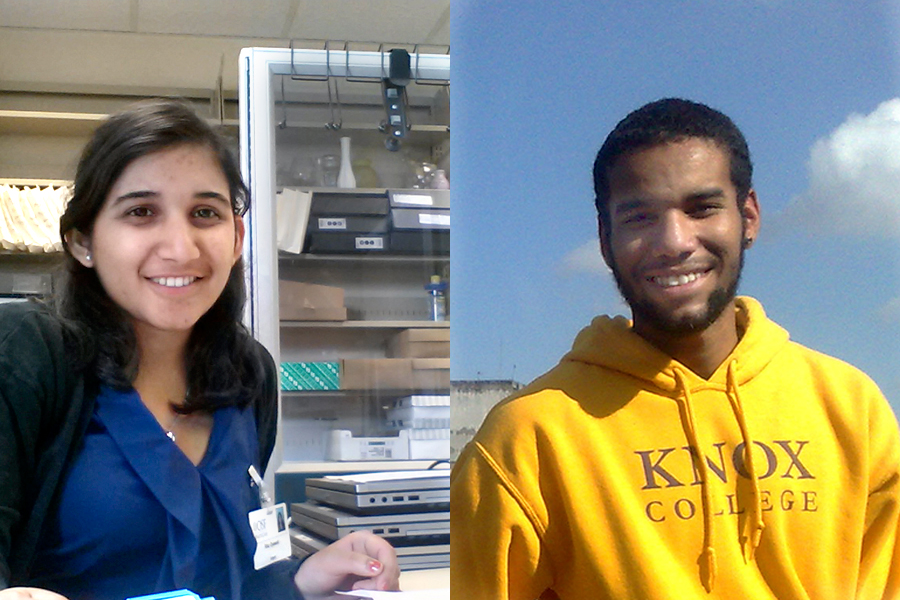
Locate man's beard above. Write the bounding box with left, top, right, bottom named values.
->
left=609, top=248, right=745, bottom=335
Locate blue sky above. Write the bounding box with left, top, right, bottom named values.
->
left=450, top=0, right=900, bottom=413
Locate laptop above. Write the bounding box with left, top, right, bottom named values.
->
left=289, top=525, right=449, bottom=570
left=304, top=470, right=449, bottom=512
left=291, top=501, right=449, bottom=543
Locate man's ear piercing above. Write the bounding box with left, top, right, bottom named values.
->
left=742, top=238, right=754, bottom=249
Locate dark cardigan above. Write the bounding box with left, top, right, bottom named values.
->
left=0, top=301, right=280, bottom=589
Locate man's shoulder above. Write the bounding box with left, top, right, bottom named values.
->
left=783, top=337, right=879, bottom=386
left=470, top=360, right=619, bottom=447
left=778, top=338, right=896, bottom=432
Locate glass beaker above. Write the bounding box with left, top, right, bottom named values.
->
left=318, top=154, right=340, bottom=187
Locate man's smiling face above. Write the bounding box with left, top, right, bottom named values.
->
left=600, top=137, right=760, bottom=341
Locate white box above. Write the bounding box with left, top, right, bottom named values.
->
left=405, top=428, right=450, bottom=460
left=327, top=429, right=410, bottom=461
left=387, top=405, right=451, bottom=429
left=394, top=395, right=450, bottom=407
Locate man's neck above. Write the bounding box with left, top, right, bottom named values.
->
left=634, top=310, right=740, bottom=380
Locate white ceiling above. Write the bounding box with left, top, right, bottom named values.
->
left=0, top=0, right=450, bottom=45
left=0, top=0, right=449, bottom=95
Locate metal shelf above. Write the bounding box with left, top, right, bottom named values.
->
left=279, top=252, right=448, bottom=264
left=0, top=109, right=238, bottom=136
left=280, top=319, right=448, bottom=329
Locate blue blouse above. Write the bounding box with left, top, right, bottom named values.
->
left=31, top=386, right=264, bottom=600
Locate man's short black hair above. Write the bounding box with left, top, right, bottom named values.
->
left=592, top=98, right=753, bottom=231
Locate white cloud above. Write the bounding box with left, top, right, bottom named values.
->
left=878, top=297, right=900, bottom=324
left=779, top=99, right=900, bottom=239
left=560, top=239, right=606, bottom=274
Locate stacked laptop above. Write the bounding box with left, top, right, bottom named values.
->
left=289, top=469, right=450, bottom=570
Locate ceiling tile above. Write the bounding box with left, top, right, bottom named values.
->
left=288, top=0, right=449, bottom=46
left=0, top=0, right=131, bottom=31
left=136, top=0, right=297, bottom=37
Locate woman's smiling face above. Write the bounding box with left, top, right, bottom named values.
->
left=74, top=143, right=244, bottom=340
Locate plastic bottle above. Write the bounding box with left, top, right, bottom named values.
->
left=425, top=275, right=447, bottom=321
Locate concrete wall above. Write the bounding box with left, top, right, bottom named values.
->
left=451, top=380, right=522, bottom=462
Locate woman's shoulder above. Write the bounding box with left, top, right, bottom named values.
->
left=0, top=300, right=64, bottom=349
left=0, top=300, right=80, bottom=397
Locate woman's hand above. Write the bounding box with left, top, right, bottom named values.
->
left=293, top=531, right=400, bottom=600
left=0, top=589, right=69, bottom=600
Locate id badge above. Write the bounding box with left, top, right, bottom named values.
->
left=248, top=502, right=292, bottom=570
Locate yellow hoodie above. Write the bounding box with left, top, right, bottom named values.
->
left=451, top=297, right=900, bottom=599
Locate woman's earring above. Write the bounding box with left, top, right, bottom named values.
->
left=85, top=252, right=92, bottom=264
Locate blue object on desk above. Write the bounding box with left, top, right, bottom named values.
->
left=126, top=589, right=214, bottom=600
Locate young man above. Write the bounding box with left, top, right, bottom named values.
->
left=450, top=98, right=900, bottom=599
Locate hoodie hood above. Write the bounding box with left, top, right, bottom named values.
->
left=560, top=296, right=790, bottom=590
left=561, top=296, right=790, bottom=392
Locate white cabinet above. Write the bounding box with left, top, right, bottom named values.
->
left=239, top=47, right=451, bottom=486
left=278, top=250, right=450, bottom=462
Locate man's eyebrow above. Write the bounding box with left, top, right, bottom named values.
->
left=687, top=187, right=727, bottom=201
left=612, top=188, right=727, bottom=214
left=612, top=198, right=649, bottom=215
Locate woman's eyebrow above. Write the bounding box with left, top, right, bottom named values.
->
left=110, top=189, right=157, bottom=205
left=195, top=191, right=231, bottom=205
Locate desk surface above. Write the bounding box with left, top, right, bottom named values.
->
left=400, top=567, right=449, bottom=591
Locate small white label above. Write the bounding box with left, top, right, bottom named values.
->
left=393, top=193, right=434, bottom=206
left=318, top=217, right=347, bottom=230
left=361, top=440, right=395, bottom=458
left=419, top=213, right=450, bottom=227
left=355, top=236, right=384, bottom=250
left=248, top=503, right=292, bottom=569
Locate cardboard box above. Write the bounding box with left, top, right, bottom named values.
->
left=340, top=358, right=450, bottom=391
left=411, top=358, right=450, bottom=390
left=340, top=358, right=413, bottom=390
left=279, top=280, right=347, bottom=321
left=388, top=328, right=450, bottom=358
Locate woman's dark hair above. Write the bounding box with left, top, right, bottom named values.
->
left=57, top=98, right=263, bottom=413
left=592, top=98, right=753, bottom=235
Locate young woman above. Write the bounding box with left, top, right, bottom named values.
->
left=0, top=100, right=398, bottom=600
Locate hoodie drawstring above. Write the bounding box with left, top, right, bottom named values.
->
left=673, top=370, right=717, bottom=592
left=673, top=363, right=766, bottom=592
left=726, top=360, right=766, bottom=561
